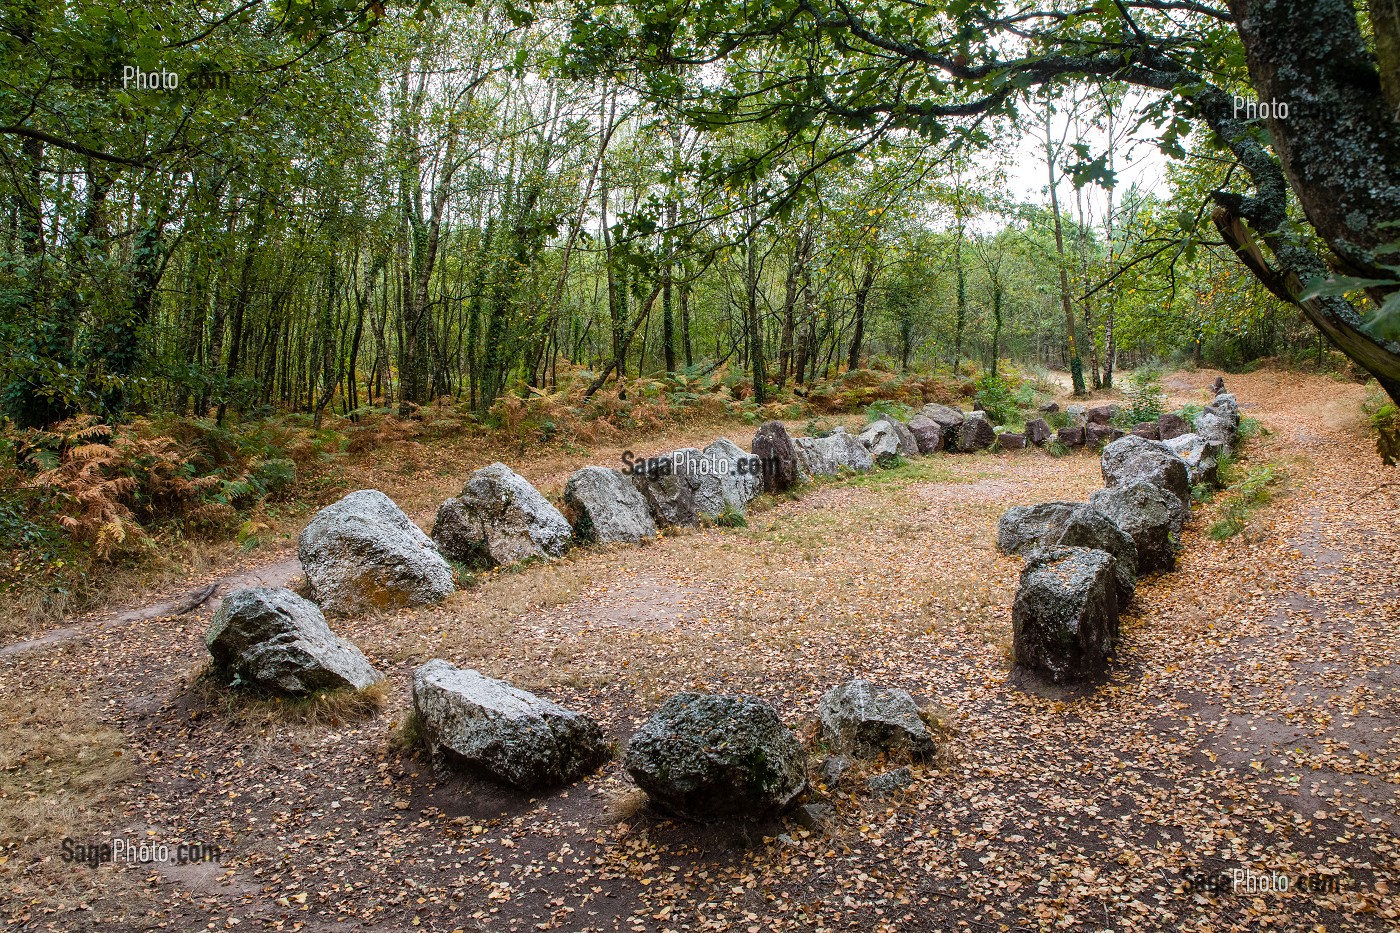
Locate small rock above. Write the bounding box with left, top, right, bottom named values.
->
left=1065, top=404, right=1087, bottom=424
left=1039, top=402, right=1061, bottom=414
left=865, top=767, right=914, bottom=797
left=1157, top=412, right=1192, bottom=441
left=1085, top=423, right=1121, bottom=448
left=920, top=403, right=966, bottom=448
left=956, top=412, right=996, bottom=452
left=1086, top=405, right=1118, bottom=425
left=906, top=414, right=945, bottom=454
left=751, top=421, right=800, bottom=494
left=858, top=420, right=904, bottom=466
left=1024, top=418, right=1053, bottom=446
left=1131, top=421, right=1160, bottom=440
left=818, top=680, right=936, bottom=761
left=817, top=755, right=850, bottom=789
left=1056, top=426, right=1085, bottom=448
left=794, top=803, right=835, bottom=831
left=624, top=693, right=807, bottom=821
left=997, top=432, right=1026, bottom=450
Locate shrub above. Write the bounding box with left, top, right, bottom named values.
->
left=1208, top=464, right=1280, bottom=540
left=973, top=374, right=1019, bottom=425
left=1363, top=383, right=1400, bottom=466
left=1119, top=368, right=1167, bottom=425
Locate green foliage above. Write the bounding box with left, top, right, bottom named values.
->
left=1118, top=369, right=1167, bottom=426
left=715, top=503, right=748, bottom=528
left=1363, top=384, right=1400, bottom=466
left=1208, top=465, right=1280, bottom=540
left=864, top=400, right=914, bottom=424
left=973, top=374, right=1019, bottom=425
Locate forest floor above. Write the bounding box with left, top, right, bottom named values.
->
left=1, top=368, right=1396, bottom=932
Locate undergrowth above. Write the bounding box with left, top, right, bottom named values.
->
left=1208, top=464, right=1282, bottom=540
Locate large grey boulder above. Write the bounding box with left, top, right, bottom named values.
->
left=858, top=420, right=904, bottom=466
left=631, top=470, right=700, bottom=527
left=751, top=421, right=800, bottom=494
left=1163, top=432, right=1220, bottom=487
left=672, top=439, right=764, bottom=519
left=1194, top=410, right=1236, bottom=450
left=793, top=429, right=875, bottom=478
left=1100, top=435, right=1193, bottom=518
left=412, top=661, right=609, bottom=790
left=624, top=693, right=807, bottom=821
left=818, top=679, right=936, bottom=761
left=996, top=501, right=1079, bottom=555
left=431, top=463, right=572, bottom=569
left=881, top=415, right=919, bottom=457
left=998, top=503, right=1138, bottom=605
left=907, top=414, right=945, bottom=454
left=956, top=411, right=997, bottom=452
left=1089, top=483, right=1179, bottom=573
left=207, top=587, right=383, bottom=695
left=298, top=489, right=455, bottom=616
left=563, top=466, right=658, bottom=543
left=1013, top=547, right=1120, bottom=683
left=1131, top=421, right=1160, bottom=440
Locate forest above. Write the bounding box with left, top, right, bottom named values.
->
left=2, top=2, right=1399, bottom=931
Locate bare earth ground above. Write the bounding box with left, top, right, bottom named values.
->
left=1, top=369, right=1397, bottom=932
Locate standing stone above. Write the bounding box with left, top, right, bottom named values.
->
left=563, top=467, right=658, bottom=543
left=1131, top=421, right=1160, bottom=440
left=996, top=501, right=1080, bottom=555
left=1162, top=432, right=1221, bottom=487
left=793, top=430, right=875, bottom=477
left=858, top=420, right=904, bottom=466
left=997, top=503, right=1137, bottom=606
left=1012, top=547, right=1119, bottom=683
left=431, top=463, right=572, bottom=568
left=411, top=660, right=609, bottom=790
left=818, top=680, right=936, bottom=761
left=956, top=412, right=997, bottom=451
left=631, top=471, right=700, bottom=527
left=882, top=415, right=919, bottom=457
left=1085, top=423, right=1119, bottom=448
left=751, top=421, right=800, bottom=494
left=677, top=440, right=764, bottom=519
left=624, top=693, right=807, bottom=821
left=1086, top=405, right=1118, bottom=425
left=207, top=587, right=383, bottom=695
left=298, top=489, right=455, bottom=616
left=1100, top=435, right=1193, bottom=517
left=920, top=404, right=966, bottom=449
left=907, top=414, right=945, bottom=454
left=1158, top=412, right=1191, bottom=441
left=1056, top=426, right=1086, bottom=448
left=1193, top=410, right=1236, bottom=450
left=1025, top=418, right=1053, bottom=446
left=1088, top=483, right=1179, bottom=573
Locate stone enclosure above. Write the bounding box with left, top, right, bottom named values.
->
left=203, top=381, right=1245, bottom=820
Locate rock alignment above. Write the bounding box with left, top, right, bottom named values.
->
left=818, top=679, right=937, bottom=761
left=624, top=692, right=807, bottom=821
left=431, top=463, right=572, bottom=568
left=299, top=489, right=455, bottom=616
left=207, top=587, right=383, bottom=695
left=412, top=660, right=609, bottom=790
left=1012, top=547, right=1119, bottom=683
left=920, top=403, right=965, bottom=449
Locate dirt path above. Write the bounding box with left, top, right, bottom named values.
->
left=1, top=369, right=1396, bottom=932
